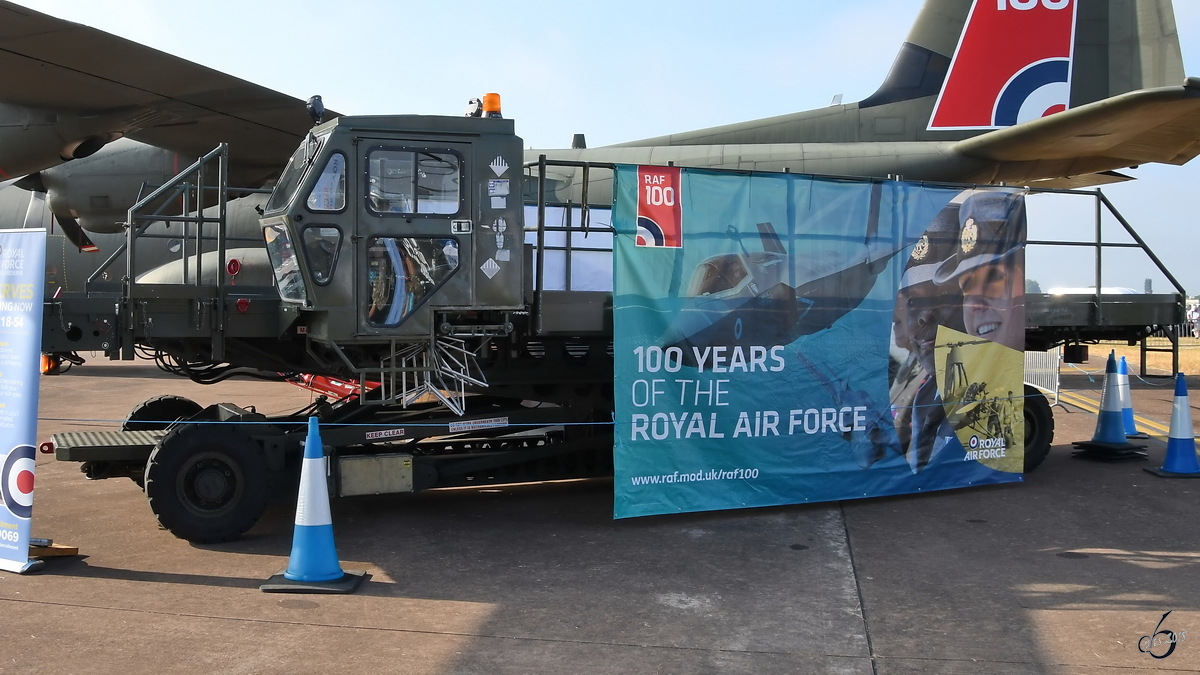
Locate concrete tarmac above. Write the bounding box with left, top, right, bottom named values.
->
left=3, top=357, right=1198, bottom=674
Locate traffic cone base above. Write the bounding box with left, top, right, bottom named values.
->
left=261, top=417, right=365, bottom=594
left=1143, top=466, right=1200, bottom=479
left=1071, top=441, right=1148, bottom=461
left=261, top=568, right=366, bottom=594
left=1073, top=351, right=1146, bottom=461
left=1145, top=373, right=1200, bottom=479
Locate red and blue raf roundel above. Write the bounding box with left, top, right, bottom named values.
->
left=929, top=0, right=1078, bottom=130
left=636, top=166, right=683, bottom=248
left=2, top=445, right=35, bottom=519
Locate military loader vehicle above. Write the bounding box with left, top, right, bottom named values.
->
left=44, top=110, right=1179, bottom=542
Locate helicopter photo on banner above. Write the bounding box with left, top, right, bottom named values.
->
left=610, top=166, right=1026, bottom=519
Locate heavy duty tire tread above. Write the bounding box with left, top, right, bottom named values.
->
left=1023, top=384, right=1054, bottom=472
left=123, top=395, right=205, bottom=489
left=122, top=395, right=204, bottom=432
left=144, top=424, right=268, bottom=543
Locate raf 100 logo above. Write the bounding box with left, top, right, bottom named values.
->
left=998, top=0, right=1070, bottom=9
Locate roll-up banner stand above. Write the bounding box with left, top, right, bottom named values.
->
left=0, top=229, right=46, bottom=574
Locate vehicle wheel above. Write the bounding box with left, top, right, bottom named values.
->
left=144, top=424, right=268, bottom=543
left=123, top=395, right=204, bottom=432
left=1023, top=384, right=1054, bottom=472
left=123, top=395, right=204, bottom=489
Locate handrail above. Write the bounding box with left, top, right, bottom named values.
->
left=88, top=145, right=233, bottom=287
left=1097, top=190, right=1185, bottom=296
left=523, top=157, right=618, bottom=335
left=112, top=144, right=229, bottom=359
left=519, top=161, right=1185, bottom=333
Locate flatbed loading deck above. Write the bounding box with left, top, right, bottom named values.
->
left=1025, top=292, right=1184, bottom=348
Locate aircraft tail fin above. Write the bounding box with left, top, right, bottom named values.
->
left=619, top=0, right=1187, bottom=147
left=1070, top=0, right=1185, bottom=103
left=855, top=0, right=964, bottom=111
left=920, top=0, right=1184, bottom=132
left=756, top=222, right=786, bottom=255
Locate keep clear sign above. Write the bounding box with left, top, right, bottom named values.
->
left=0, top=229, right=46, bottom=574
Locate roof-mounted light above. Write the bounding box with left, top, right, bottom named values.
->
left=482, top=93, right=502, bottom=118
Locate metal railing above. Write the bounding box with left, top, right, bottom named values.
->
left=1024, top=346, right=1062, bottom=406
left=1024, top=186, right=1186, bottom=325
left=525, top=156, right=617, bottom=335
left=109, top=144, right=231, bottom=359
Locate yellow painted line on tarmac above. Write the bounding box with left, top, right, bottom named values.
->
left=1057, top=389, right=1099, bottom=413
left=1056, top=389, right=1172, bottom=437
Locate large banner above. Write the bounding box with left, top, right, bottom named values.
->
left=0, top=230, right=46, bottom=573
left=612, top=167, right=1026, bottom=518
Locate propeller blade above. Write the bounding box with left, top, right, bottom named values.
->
left=54, top=214, right=99, bottom=253
left=22, top=190, right=47, bottom=229
left=13, top=172, right=46, bottom=193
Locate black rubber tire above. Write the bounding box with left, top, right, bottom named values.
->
left=144, top=424, right=268, bottom=543
left=123, top=395, right=204, bottom=489
left=122, top=395, right=204, bottom=432
left=1023, top=384, right=1054, bottom=473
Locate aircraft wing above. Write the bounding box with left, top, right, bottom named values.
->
left=954, top=80, right=1200, bottom=173
left=0, top=1, right=332, bottom=178
left=1012, top=171, right=1135, bottom=190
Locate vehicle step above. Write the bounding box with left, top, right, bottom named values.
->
left=52, top=430, right=167, bottom=462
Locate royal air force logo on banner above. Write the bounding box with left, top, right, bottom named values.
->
left=1, top=445, right=35, bottom=519
left=636, top=166, right=682, bottom=248
left=929, top=0, right=1078, bottom=130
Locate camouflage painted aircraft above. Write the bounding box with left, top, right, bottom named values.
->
left=0, top=0, right=1197, bottom=294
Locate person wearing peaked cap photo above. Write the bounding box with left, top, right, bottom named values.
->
left=889, top=201, right=966, bottom=473
left=934, top=191, right=1027, bottom=352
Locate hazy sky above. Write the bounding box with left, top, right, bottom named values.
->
left=9, top=0, right=1200, bottom=293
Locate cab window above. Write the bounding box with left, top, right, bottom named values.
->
left=263, top=224, right=307, bottom=302
left=366, top=237, right=459, bottom=326
left=307, top=152, right=346, bottom=211
left=302, top=226, right=342, bottom=285
left=266, top=135, right=325, bottom=213
left=366, top=149, right=461, bottom=215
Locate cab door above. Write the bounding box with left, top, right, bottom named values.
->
left=355, top=140, right=474, bottom=337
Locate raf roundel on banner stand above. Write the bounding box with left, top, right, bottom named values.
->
left=0, top=229, right=47, bottom=575
left=1, top=445, right=36, bottom=520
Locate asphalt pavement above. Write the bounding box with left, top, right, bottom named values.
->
left=2, top=357, right=1197, bottom=674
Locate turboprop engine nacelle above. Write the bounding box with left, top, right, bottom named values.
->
left=39, top=138, right=193, bottom=233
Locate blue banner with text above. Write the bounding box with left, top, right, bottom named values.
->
left=0, top=229, right=46, bottom=573
left=612, top=167, right=1026, bottom=518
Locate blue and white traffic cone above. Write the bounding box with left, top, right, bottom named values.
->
left=1146, top=373, right=1200, bottom=478
left=1073, top=351, right=1147, bottom=461
left=262, top=417, right=364, bottom=593
left=1117, top=357, right=1147, bottom=438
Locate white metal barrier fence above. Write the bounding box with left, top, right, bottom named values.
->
left=1024, top=346, right=1062, bottom=406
